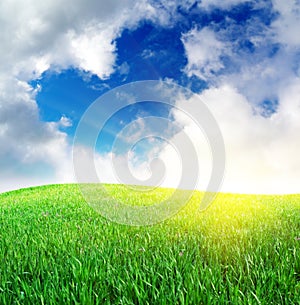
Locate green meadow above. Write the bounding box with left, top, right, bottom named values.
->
left=0, top=184, right=299, bottom=304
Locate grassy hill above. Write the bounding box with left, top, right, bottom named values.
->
left=0, top=184, right=299, bottom=304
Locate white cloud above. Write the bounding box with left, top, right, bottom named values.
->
left=72, top=77, right=300, bottom=195
left=168, top=82, right=300, bottom=194
left=181, top=27, right=228, bottom=80
left=0, top=77, right=74, bottom=193
left=58, top=116, right=72, bottom=128
left=181, top=1, right=300, bottom=106
left=0, top=0, right=138, bottom=80
left=177, top=1, right=300, bottom=193
left=0, top=0, right=177, bottom=81
left=157, top=119, right=212, bottom=191
left=198, top=0, right=250, bottom=10
left=73, top=145, right=174, bottom=188
left=0, top=0, right=172, bottom=192
left=220, top=47, right=298, bottom=107
left=68, top=25, right=117, bottom=79
left=271, top=0, right=300, bottom=47
left=1, top=0, right=300, bottom=195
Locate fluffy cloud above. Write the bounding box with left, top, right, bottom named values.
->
left=181, top=1, right=300, bottom=106
left=0, top=0, right=171, bottom=192
left=271, top=0, right=300, bottom=47
left=73, top=144, right=180, bottom=189
left=0, top=76, right=73, bottom=192
left=166, top=80, right=300, bottom=194
left=181, top=27, right=228, bottom=81
left=174, top=0, right=300, bottom=193
left=1, top=0, right=300, bottom=195
left=0, top=0, right=165, bottom=81
left=198, top=0, right=250, bottom=10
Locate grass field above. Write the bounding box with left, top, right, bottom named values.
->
left=0, top=184, right=299, bottom=304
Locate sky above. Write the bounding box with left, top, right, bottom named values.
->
left=0, top=0, right=300, bottom=194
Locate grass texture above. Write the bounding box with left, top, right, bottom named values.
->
left=0, top=184, right=299, bottom=304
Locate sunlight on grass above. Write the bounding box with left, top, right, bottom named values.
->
left=0, top=184, right=299, bottom=304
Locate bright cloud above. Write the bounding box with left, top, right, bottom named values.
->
left=181, top=1, right=300, bottom=107
left=188, top=83, right=300, bottom=194
left=0, top=76, right=73, bottom=192
left=198, top=0, right=251, bottom=10
left=1, top=0, right=300, bottom=194
left=0, top=0, right=168, bottom=192
left=271, top=0, right=300, bottom=46
left=181, top=27, right=228, bottom=80
left=177, top=1, right=300, bottom=193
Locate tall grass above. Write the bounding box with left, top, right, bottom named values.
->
left=0, top=184, right=299, bottom=304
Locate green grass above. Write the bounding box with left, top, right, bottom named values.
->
left=0, top=184, right=299, bottom=304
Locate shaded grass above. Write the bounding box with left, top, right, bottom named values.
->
left=0, top=184, right=299, bottom=304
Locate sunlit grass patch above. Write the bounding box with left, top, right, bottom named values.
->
left=0, top=184, right=299, bottom=304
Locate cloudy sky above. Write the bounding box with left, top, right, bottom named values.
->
left=0, top=0, right=300, bottom=194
